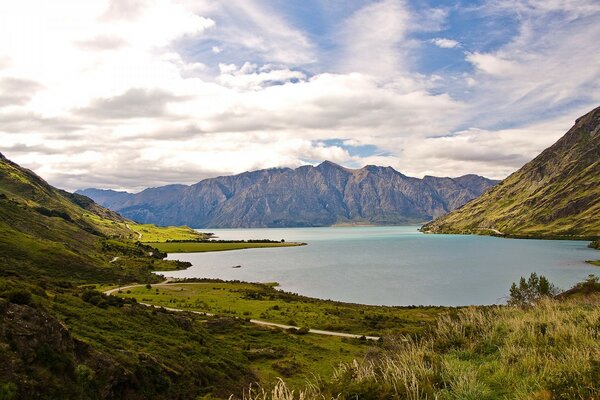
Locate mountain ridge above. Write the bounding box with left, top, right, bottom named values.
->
left=78, top=162, right=499, bottom=228
left=422, top=106, right=600, bottom=237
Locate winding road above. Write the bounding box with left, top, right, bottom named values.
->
left=125, top=223, right=143, bottom=240
left=104, top=281, right=380, bottom=341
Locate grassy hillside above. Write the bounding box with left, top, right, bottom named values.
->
left=422, top=106, right=600, bottom=237
left=0, top=152, right=263, bottom=397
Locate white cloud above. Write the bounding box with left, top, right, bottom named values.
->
left=430, top=38, right=460, bottom=48
left=194, top=0, right=316, bottom=65
left=335, top=0, right=412, bottom=78
left=461, top=0, right=600, bottom=127
left=0, top=0, right=598, bottom=192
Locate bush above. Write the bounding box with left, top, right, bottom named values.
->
left=570, top=274, right=600, bottom=294
left=508, top=273, right=559, bottom=306
left=81, top=289, right=134, bottom=308
left=295, top=326, right=310, bottom=335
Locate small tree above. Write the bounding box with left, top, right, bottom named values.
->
left=508, top=272, right=559, bottom=306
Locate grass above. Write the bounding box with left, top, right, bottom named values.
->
left=242, top=295, right=600, bottom=400
left=146, top=241, right=305, bottom=253
left=132, top=223, right=206, bottom=242
left=116, top=282, right=446, bottom=337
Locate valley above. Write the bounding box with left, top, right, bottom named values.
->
left=1, top=105, right=599, bottom=399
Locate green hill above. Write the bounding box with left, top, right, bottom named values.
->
left=422, top=106, right=600, bottom=237
left=0, top=153, right=261, bottom=398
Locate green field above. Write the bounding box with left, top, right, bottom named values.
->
left=131, top=223, right=206, bottom=242
left=116, top=281, right=446, bottom=337
left=146, top=241, right=305, bottom=253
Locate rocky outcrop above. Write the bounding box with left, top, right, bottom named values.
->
left=79, top=163, right=498, bottom=228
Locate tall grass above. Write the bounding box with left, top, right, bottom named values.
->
left=241, top=297, right=600, bottom=399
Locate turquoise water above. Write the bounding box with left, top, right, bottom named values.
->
left=158, top=226, right=600, bottom=306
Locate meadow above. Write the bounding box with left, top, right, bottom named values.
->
left=115, top=281, right=446, bottom=337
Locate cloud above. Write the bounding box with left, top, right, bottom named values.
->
left=77, top=88, right=184, bottom=119
left=335, top=0, right=411, bottom=78
left=430, top=38, right=460, bottom=48
left=76, top=35, right=127, bottom=51
left=459, top=0, right=600, bottom=128
left=185, top=0, right=316, bottom=65
left=0, top=0, right=598, bottom=192
left=216, top=63, right=306, bottom=90
left=0, top=78, right=44, bottom=107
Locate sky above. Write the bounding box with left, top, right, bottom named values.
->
left=0, top=0, right=599, bottom=192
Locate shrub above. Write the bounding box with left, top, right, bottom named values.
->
left=508, top=273, right=559, bottom=306
left=570, top=274, right=600, bottom=294
left=295, top=327, right=310, bottom=335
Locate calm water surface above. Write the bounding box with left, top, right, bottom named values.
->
left=157, top=226, right=599, bottom=306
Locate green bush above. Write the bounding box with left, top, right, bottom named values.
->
left=508, top=272, right=559, bottom=306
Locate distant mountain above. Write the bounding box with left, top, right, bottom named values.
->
left=422, top=106, right=600, bottom=237
left=78, top=162, right=498, bottom=228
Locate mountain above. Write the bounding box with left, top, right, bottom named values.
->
left=422, top=106, right=600, bottom=237
left=78, top=163, right=498, bottom=228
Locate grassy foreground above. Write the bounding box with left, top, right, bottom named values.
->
left=243, top=294, right=600, bottom=400
left=147, top=241, right=304, bottom=253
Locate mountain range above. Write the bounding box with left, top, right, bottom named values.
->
left=422, top=106, right=600, bottom=237
left=78, top=163, right=498, bottom=228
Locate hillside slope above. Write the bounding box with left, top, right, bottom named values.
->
left=0, top=153, right=258, bottom=398
left=79, top=163, right=498, bottom=228
left=0, top=152, right=143, bottom=282
left=422, top=106, right=600, bottom=237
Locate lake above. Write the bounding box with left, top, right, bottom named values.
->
left=157, top=226, right=599, bottom=306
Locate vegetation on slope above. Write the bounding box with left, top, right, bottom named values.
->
left=422, top=106, right=600, bottom=237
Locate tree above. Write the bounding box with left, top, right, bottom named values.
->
left=508, top=272, right=559, bottom=306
